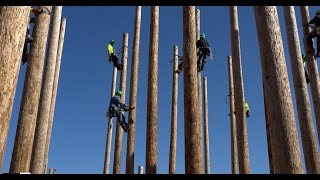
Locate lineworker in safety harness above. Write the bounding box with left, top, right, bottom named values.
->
left=245, top=102, right=250, bottom=118
left=175, top=33, right=211, bottom=74
left=22, top=7, right=44, bottom=65
left=197, top=33, right=211, bottom=72
left=302, top=54, right=311, bottom=84
left=306, top=10, right=320, bottom=58
left=107, top=40, right=122, bottom=70
left=107, top=90, right=134, bottom=132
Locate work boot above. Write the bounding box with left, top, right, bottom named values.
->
left=201, top=61, right=206, bottom=71
left=197, top=62, right=201, bottom=72
left=175, top=69, right=181, bottom=74
left=117, top=64, right=122, bottom=70
left=119, top=121, right=128, bottom=132
left=22, top=53, right=28, bottom=65
left=307, top=77, right=311, bottom=84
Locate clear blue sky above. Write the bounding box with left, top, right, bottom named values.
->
left=2, top=6, right=320, bottom=174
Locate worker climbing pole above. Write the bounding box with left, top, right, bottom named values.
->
left=229, top=6, right=250, bottom=174
left=244, top=102, right=250, bottom=118
left=126, top=6, right=142, bottom=174
left=169, top=46, right=179, bottom=174
left=145, top=6, right=159, bottom=174
left=254, top=6, right=303, bottom=174
left=283, top=6, right=320, bottom=174
left=9, top=6, right=52, bottom=174
left=113, top=33, right=129, bottom=174
left=107, top=90, right=134, bottom=133
left=175, top=11, right=212, bottom=75
left=227, top=56, right=238, bottom=174
left=0, top=6, right=31, bottom=173
left=107, top=40, right=122, bottom=70
left=43, top=17, right=67, bottom=174
left=300, top=6, right=320, bottom=146
left=30, top=6, right=63, bottom=174
left=183, top=6, right=203, bottom=174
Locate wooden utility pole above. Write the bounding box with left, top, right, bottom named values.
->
left=227, top=56, right=238, bottom=174
left=300, top=6, right=320, bottom=144
left=283, top=6, right=320, bottom=174
left=202, top=76, right=210, bottom=174
left=30, top=6, right=63, bottom=174
left=254, top=6, right=303, bottom=174
left=0, top=6, right=30, bottom=172
left=125, top=6, right=142, bottom=174
left=169, top=46, right=178, bottom=174
left=229, top=6, right=250, bottom=174
left=43, top=18, right=67, bottom=174
left=195, top=10, right=204, bottom=172
left=183, top=6, right=203, bottom=174
left=9, top=6, right=52, bottom=173
left=113, top=33, right=129, bottom=174
left=145, top=6, right=159, bottom=174
left=103, top=67, right=117, bottom=174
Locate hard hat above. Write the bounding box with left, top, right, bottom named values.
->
left=200, top=34, right=205, bottom=39
left=116, top=90, right=123, bottom=96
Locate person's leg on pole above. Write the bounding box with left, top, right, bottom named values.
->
left=176, top=61, right=183, bottom=74
left=307, top=31, right=317, bottom=55
left=197, top=51, right=204, bottom=72
left=111, top=55, right=122, bottom=70
left=305, top=68, right=311, bottom=84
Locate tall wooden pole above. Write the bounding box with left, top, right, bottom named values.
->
left=125, top=6, right=141, bottom=174
left=300, top=6, right=320, bottom=144
left=229, top=6, right=250, bottom=174
left=169, top=46, right=178, bottom=174
left=9, top=6, right=52, bottom=173
left=30, top=6, right=63, bottom=174
left=0, top=6, right=31, bottom=172
left=203, top=76, right=210, bottom=174
left=113, top=33, right=129, bottom=174
left=103, top=67, right=117, bottom=174
left=145, top=6, right=159, bottom=174
left=195, top=9, right=204, bottom=173
left=254, top=6, right=303, bottom=173
left=43, top=18, right=67, bottom=174
left=227, top=56, right=238, bottom=174
left=283, top=6, right=320, bottom=174
left=183, top=6, right=203, bottom=174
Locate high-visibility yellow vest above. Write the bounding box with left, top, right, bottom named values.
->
left=245, top=102, right=250, bottom=111
left=107, top=44, right=114, bottom=54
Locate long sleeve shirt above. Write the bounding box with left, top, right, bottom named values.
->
left=309, top=16, right=320, bottom=27
left=196, top=38, right=210, bottom=48
left=109, top=95, right=126, bottom=109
